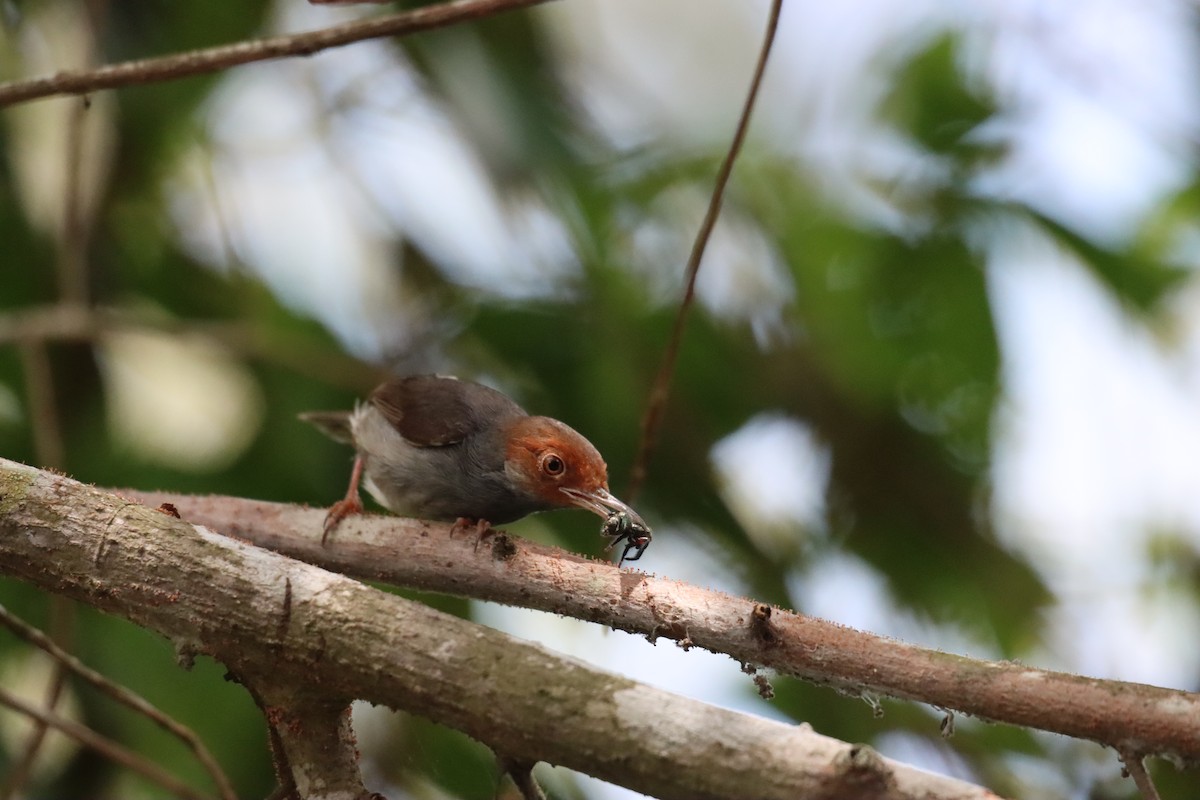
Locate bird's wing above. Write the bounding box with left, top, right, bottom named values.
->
left=369, top=375, right=525, bottom=448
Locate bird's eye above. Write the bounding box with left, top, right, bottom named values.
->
left=541, top=453, right=566, bottom=477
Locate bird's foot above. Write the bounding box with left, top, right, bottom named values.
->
left=454, top=517, right=493, bottom=542
left=454, top=516, right=492, bottom=536
left=322, top=497, right=364, bottom=545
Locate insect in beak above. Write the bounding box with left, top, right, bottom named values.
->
left=560, top=487, right=653, bottom=565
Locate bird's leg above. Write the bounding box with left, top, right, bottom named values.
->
left=322, top=455, right=365, bottom=545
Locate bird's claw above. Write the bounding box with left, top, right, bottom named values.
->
left=454, top=517, right=493, bottom=540
left=601, top=510, right=652, bottom=566
left=322, top=497, right=363, bottom=545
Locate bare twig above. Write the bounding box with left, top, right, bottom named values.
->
left=627, top=0, right=783, bottom=502
left=118, top=486, right=1200, bottom=767
left=0, top=686, right=215, bottom=800
left=0, top=604, right=238, bottom=800
left=15, top=343, right=64, bottom=472
left=0, top=0, right=556, bottom=108
left=5, top=44, right=102, bottom=799
left=7, top=331, right=70, bottom=800
left=1119, top=751, right=1162, bottom=800
left=0, top=597, right=73, bottom=800
left=0, top=305, right=382, bottom=391
left=59, top=96, right=92, bottom=305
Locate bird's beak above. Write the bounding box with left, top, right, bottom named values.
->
left=560, top=487, right=648, bottom=528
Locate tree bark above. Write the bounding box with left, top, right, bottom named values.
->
left=120, top=487, right=1200, bottom=768
left=0, top=457, right=1001, bottom=799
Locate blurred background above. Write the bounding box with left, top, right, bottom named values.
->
left=2, top=0, right=1200, bottom=797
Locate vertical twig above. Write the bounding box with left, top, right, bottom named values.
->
left=8, top=339, right=70, bottom=800
left=4, top=12, right=102, bottom=786
left=1119, top=751, right=1162, bottom=800
left=626, top=0, right=784, bottom=503
left=59, top=96, right=92, bottom=306
left=15, top=343, right=65, bottom=472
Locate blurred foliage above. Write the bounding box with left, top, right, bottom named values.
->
left=0, top=2, right=1192, bottom=799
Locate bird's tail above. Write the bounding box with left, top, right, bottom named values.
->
left=297, top=411, right=354, bottom=445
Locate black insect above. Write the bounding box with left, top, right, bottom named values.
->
left=601, top=509, right=652, bottom=565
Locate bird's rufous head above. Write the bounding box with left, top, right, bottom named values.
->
left=503, top=416, right=641, bottom=522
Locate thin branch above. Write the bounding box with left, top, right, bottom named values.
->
left=7, top=337, right=69, bottom=800
left=627, top=0, right=783, bottom=502
left=5, top=52, right=99, bottom=798
left=119, top=487, right=1200, bottom=768
left=0, top=687, right=215, bottom=800
left=0, top=458, right=1003, bottom=800
left=1119, top=751, right=1162, bottom=800
left=0, top=0, right=556, bottom=108
left=16, top=343, right=64, bottom=471
left=59, top=96, right=92, bottom=305
left=0, top=597, right=73, bottom=800
left=0, top=305, right=382, bottom=391
left=0, top=604, right=238, bottom=800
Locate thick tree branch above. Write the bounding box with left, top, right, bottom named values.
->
left=0, top=458, right=998, bottom=800
left=116, top=487, right=1200, bottom=769
left=256, top=689, right=369, bottom=800
left=0, top=0, right=555, bottom=108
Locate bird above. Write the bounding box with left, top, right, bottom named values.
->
left=300, top=374, right=652, bottom=563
